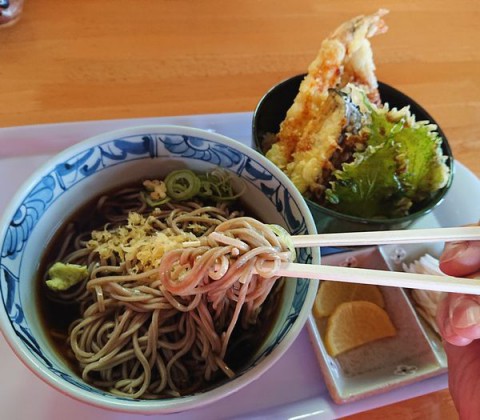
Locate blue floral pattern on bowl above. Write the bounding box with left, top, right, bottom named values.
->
left=0, top=129, right=316, bottom=405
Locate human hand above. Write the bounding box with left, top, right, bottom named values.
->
left=436, top=240, right=480, bottom=345
left=436, top=239, right=480, bottom=419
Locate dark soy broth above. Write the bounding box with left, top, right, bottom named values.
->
left=37, top=180, right=284, bottom=395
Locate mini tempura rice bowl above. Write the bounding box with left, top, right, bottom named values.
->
left=0, top=126, right=319, bottom=414
left=253, top=75, right=454, bottom=233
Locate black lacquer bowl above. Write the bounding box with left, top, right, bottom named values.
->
left=252, top=74, right=454, bottom=233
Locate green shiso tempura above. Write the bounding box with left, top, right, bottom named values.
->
left=324, top=86, right=450, bottom=219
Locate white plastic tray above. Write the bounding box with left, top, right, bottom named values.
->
left=1, top=112, right=479, bottom=419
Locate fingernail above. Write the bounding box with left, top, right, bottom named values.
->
left=441, top=242, right=469, bottom=264
left=454, top=304, right=480, bottom=328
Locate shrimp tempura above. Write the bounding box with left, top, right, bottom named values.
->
left=266, top=10, right=388, bottom=194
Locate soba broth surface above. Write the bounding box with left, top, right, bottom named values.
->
left=37, top=180, right=284, bottom=396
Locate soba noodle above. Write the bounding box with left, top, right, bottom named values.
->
left=43, top=181, right=293, bottom=399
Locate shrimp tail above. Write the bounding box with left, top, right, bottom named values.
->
left=266, top=9, right=388, bottom=191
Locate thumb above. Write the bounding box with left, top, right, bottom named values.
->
left=440, top=241, right=480, bottom=277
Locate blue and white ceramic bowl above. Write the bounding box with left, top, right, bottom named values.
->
left=0, top=125, right=320, bottom=414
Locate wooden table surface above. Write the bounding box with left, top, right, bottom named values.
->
left=1, top=0, right=479, bottom=418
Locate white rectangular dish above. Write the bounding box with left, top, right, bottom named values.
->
left=308, top=248, right=447, bottom=404
left=1, top=112, right=479, bottom=419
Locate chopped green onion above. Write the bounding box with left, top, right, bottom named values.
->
left=141, top=191, right=171, bottom=207
left=165, top=170, right=201, bottom=201
left=143, top=169, right=245, bottom=203
left=198, top=170, right=246, bottom=201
